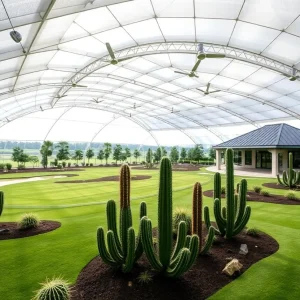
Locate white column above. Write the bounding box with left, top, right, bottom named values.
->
left=216, top=149, right=221, bottom=170
left=251, top=150, right=256, bottom=168
left=241, top=150, right=245, bottom=167
left=271, top=149, right=279, bottom=177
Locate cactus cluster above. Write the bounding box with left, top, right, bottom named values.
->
left=97, top=164, right=147, bottom=273
left=141, top=157, right=199, bottom=277
left=0, top=191, right=3, bottom=216
left=192, top=182, right=215, bottom=254
left=204, top=149, right=251, bottom=239
left=277, top=153, right=300, bottom=188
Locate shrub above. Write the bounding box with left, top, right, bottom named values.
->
left=173, top=207, right=192, bottom=235
left=0, top=163, right=5, bottom=170
left=90, top=163, right=93, bottom=167
left=18, top=213, right=40, bottom=229
left=221, top=186, right=226, bottom=194
left=33, top=277, right=70, bottom=300
left=18, top=164, right=25, bottom=170
left=246, top=227, right=260, bottom=237
left=67, top=162, right=71, bottom=168
left=260, top=190, right=270, bottom=197
left=81, top=162, right=85, bottom=167
left=253, top=186, right=262, bottom=193
left=62, top=161, right=66, bottom=168
left=137, top=271, right=153, bottom=284
left=6, top=163, right=12, bottom=170
left=286, top=192, right=298, bottom=200
left=57, top=164, right=62, bottom=169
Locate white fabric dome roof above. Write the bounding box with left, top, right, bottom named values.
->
left=1, top=0, right=300, bottom=146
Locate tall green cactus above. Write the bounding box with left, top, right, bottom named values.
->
left=141, top=157, right=199, bottom=277
left=0, top=191, right=3, bottom=216
left=204, top=149, right=251, bottom=239
left=277, top=153, right=300, bottom=188
left=192, top=182, right=214, bottom=255
left=213, top=173, right=221, bottom=200
left=97, top=164, right=147, bottom=272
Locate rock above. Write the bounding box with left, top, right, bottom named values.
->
left=128, top=281, right=132, bottom=287
left=0, top=228, right=10, bottom=234
left=222, top=259, right=243, bottom=276
left=239, top=244, right=248, bottom=255
left=225, top=257, right=233, bottom=261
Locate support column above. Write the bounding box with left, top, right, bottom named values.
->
left=271, top=149, right=279, bottom=178
left=216, top=149, right=221, bottom=170
left=241, top=150, right=245, bottom=167
left=251, top=150, right=256, bottom=168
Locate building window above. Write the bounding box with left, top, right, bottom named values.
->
left=234, top=150, right=242, bottom=165
left=245, top=150, right=252, bottom=165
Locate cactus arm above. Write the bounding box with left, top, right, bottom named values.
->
left=165, top=248, right=191, bottom=278
left=158, top=157, right=173, bottom=269
left=233, top=206, right=252, bottom=236
left=122, top=228, right=135, bottom=273
left=277, top=174, right=284, bottom=186
left=184, top=235, right=200, bottom=270
left=120, top=207, right=132, bottom=257
left=204, top=206, right=212, bottom=230
left=107, top=230, right=123, bottom=263
left=97, top=227, right=119, bottom=267
left=0, top=191, right=3, bottom=216
left=282, top=171, right=288, bottom=186
left=214, top=199, right=226, bottom=236
left=221, top=206, right=227, bottom=219
left=134, top=202, right=147, bottom=261
left=214, top=172, right=221, bottom=200
left=141, top=217, right=163, bottom=271
left=200, top=226, right=215, bottom=255
left=185, top=235, right=191, bottom=248
left=225, top=149, right=235, bottom=238
left=235, top=179, right=247, bottom=225
left=171, top=221, right=187, bottom=260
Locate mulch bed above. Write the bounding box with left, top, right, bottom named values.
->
left=262, top=182, right=300, bottom=191
left=72, top=226, right=278, bottom=300
left=203, top=190, right=300, bottom=205
left=0, top=168, right=85, bottom=175
left=0, top=174, right=78, bottom=180
left=0, top=221, right=61, bottom=240
left=56, top=175, right=152, bottom=184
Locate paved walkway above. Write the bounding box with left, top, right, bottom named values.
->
left=0, top=176, right=66, bottom=187
left=206, top=165, right=274, bottom=178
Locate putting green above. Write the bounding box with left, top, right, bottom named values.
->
left=0, top=167, right=299, bottom=300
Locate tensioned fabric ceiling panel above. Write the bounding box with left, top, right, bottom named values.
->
left=0, top=0, right=300, bottom=146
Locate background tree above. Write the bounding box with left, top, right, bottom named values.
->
left=187, top=148, right=194, bottom=161
left=153, top=147, right=162, bottom=163
left=40, top=141, right=53, bottom=168
left=113, top=144, right=122, bottom=164
left=180, top=147, right=187, bottom=161
left=169, top=146, right=179, bottom=163
left=103, top=143, right=112, bottom=165
left=19, top=152, right=30, bottom=167
left=124, top=147, right=131, bottom=162
left=192, top=144, right=204, bottom=163
left=73, top=149, right=83, bottom=164
left=97, top=149, right=104, bottom=164
left=133, top=149, right=141, bottom=163
left=120, top=152, right=127, bottom=162
left=29, top=156, right=39, bottom=168
left=56, top=141, right=70, bottom=162
left=11, top=147, right=23, bottom=166
left=86, top=148, right=94, bottom=164
left=146, top=148, right=153, bottom=164
left=161, top=146, right=167, bottom=156
left=208, top=147, right=216, bottom=160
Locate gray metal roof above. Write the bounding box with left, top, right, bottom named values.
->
left=214, top=123, right=300, bottom=149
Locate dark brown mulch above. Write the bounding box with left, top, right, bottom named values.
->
left=72, top=226, right=278, bottom=300
left=0, top=168, right=85, bottom=175
left=0, top=220, right=61, bottom=240
left=262, top=182, right=300, bottom=191
left=55, top=175, right=152, bottom=184
left=0, top=174, right=78, bottom=180
left=203, top=190, right=300, bottom=205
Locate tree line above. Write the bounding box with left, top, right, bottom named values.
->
left=11, top=141, right=216, bottom=168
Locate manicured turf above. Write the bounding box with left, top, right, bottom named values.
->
left=0, top=167, right=299, bottom=300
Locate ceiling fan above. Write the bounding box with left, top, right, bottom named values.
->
left=42, top=82, right=87, bottom=88
left=53, top=95, right=68, bottom=99
left=197, top=83, right=221, bottom=95
left=105, top=43, right=131, bottom=65
left=91, top=98, right=104, bottom=103
left=174, top=59, right=201, bottom=78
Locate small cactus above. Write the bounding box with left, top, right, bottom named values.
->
left=277, top=153, right=300, bottom=188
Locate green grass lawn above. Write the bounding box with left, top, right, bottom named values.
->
left=0, top=167, right=299, bottom=300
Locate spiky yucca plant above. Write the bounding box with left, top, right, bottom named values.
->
left=141, top=157, right=199, bottom=278
left=204, top=149, right=251, bottom=239
left=97, top=164, right=147, bottom=273
left=192, top=182, right=215, bottom=255
left=0, top=191, right=3, bottom=216
left=33, top=277, right=70, bottom=300
left=277, top=153, right=300, bottom=188
left=173, top=208, right=192, bottom=235
left=18, top=213, right=40, bottom=229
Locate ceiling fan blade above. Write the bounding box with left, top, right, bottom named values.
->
left=191, top=59, right=201, bottom=72
left=118, top=57, right=132, bottom=63
left=106, top=43, right=116, bottom=60
left=193, top=74, right=199, bottom=78
left=208, top=90, right=221, bottom=94
left=206, top=83, right=211, bottom=93
left=174, top=71, right=189, bottom=75
left=196, top=89, right=205, bottom=93
left=72, top=84, right=87, bottom=88
left=55, top=94, right=68, bottom=98
left=206, top=54, right=225, bottom=58
left=197, top=53, right=206, bottom=60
